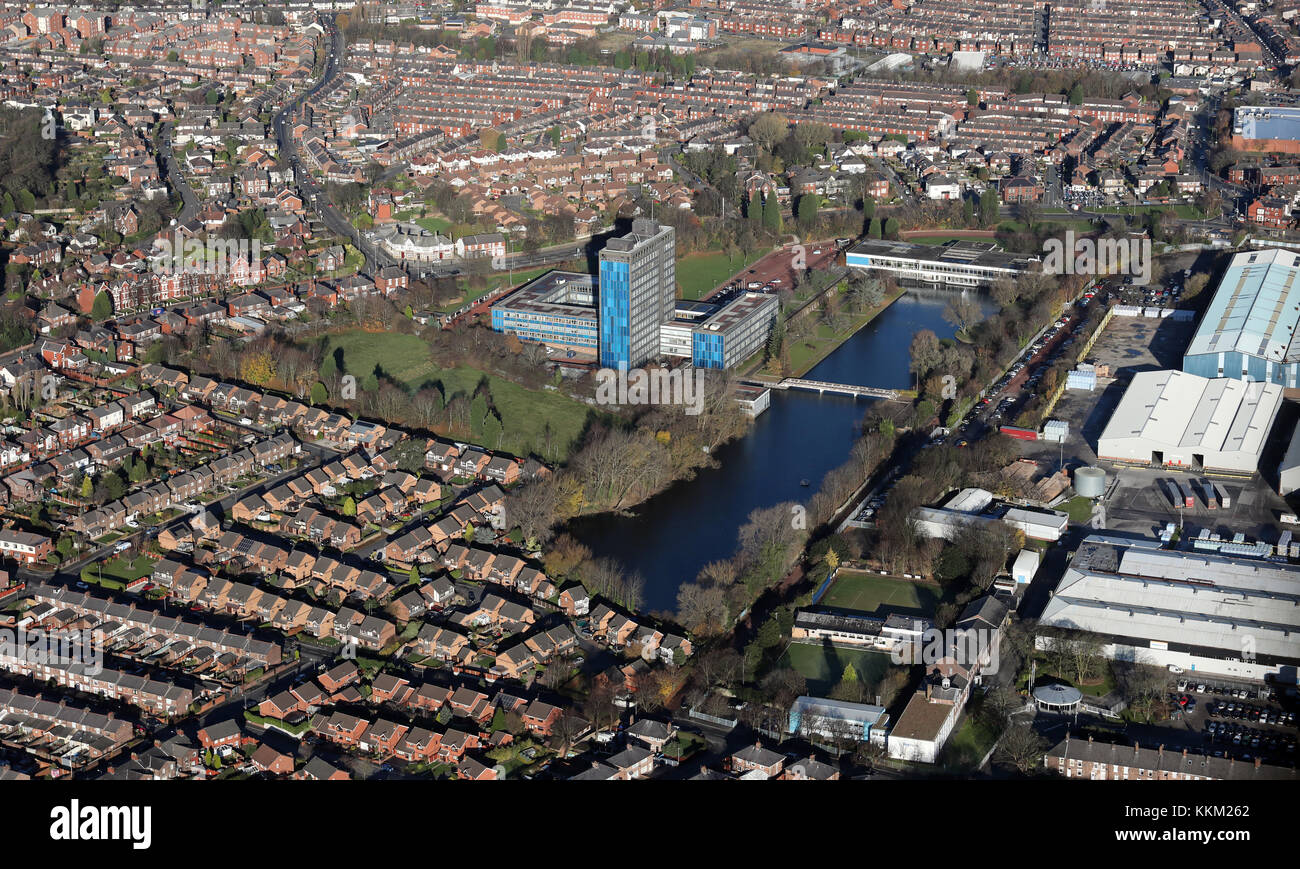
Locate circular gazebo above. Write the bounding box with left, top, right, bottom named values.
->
left=1032, top=683, right=1083, bottom=715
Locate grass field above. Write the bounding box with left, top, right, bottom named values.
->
left=780, top=642, right=894, bottom=693
left=316, top=330, right=593, bottom=461
left=819, top=570, right=944, bottom=617
left=676, top=250, right=767, bottom=300
left=414, top=215, right=453, bottom=233
left=1062, top=495, right=1095, bottom=524
left=81, top=553, right=158, bottom=589
left=942, top=705, right=998, bottom=771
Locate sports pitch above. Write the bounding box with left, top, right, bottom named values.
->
left=817, top=571, right=944, bottom=617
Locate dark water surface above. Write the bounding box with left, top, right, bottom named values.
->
left=571, top=289, right=980, bottom=611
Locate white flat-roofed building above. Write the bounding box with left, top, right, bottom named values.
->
left=846, top=239, right=1038, bottom=288
left=1097, top=369, right=1282, bottom=473
left=789, top=696, right=889, bottom=743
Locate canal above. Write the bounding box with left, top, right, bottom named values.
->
left=571, top=288, right=983, bottom=612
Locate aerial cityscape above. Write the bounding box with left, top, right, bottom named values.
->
left=0, top=0, right=1296, bottom=807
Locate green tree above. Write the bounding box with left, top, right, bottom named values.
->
left=796, top=194, right=818, bottom=227
left=1068, top=83, right=1084, bottom=105
left=748, top=189, right=762, bottom=226
left=883, top=216, right=900, bottom=239
left=341, top=496, right=356, bottom=517
left=762, top=194, right=782, bottom=233
left=91, top=291, right=113, bottom=321
left=967, top=87, right=979, bottom=106
left=310, top=382, right=328, bottom=405
left=80, top=475, right=93, bottom=500
left=979, top=188, right=1000, bottom=227
left=868, top=217, right=882, bottom=239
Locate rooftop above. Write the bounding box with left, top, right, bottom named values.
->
left=1185, top=247, right=1300, bottom=364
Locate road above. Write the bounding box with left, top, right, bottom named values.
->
left=159, top=123, right=199, bottom=225
left=271, top=16, right=398, bottom=280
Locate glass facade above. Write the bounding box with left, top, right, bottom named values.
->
left=692, top=332, right=725, bottom=369
left=599, top=260, right=631, bottom=369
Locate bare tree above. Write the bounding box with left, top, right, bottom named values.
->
left=995, top=721, right=1047, bottom=774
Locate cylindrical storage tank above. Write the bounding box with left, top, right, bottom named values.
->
left=1075, top=466, right=1106, bottom=498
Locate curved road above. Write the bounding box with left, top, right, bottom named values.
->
left=272, top=16, right=398, bottom=280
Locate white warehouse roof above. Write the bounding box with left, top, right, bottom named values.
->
left=1040, top=536, right=1300, bottom=663
left=1097, top=370, right=1282, bottom=472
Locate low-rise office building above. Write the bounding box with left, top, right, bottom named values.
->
left=846, top=239, right=1038, bottom=288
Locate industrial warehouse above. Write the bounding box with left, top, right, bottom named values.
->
left=1096, top=370, right=1283, bottom=473
left=1181, top=246, right=1300, bottom=387
left=1039, top=535, right=1300, bottom=682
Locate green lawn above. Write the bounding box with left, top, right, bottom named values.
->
left=943, top=707, right=998, bottom=771
left=414, top=215, right=452, bottom=233
left=676, top=249, right=768, bottom=300
left=779, top=642, right=894, bottom=694
left=819, top=570, right=943, bottom=618
left=1083, top=204, right=1208, bottom=220
left=315, top=330, right=593, bottom=461
left=1062, top=495, right=1095, bottom=524
left=82, top=553, right=157, bottom=588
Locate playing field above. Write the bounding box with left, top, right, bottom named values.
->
left=818, top=571, right=943, bottom=617
left=314, top=330, right=592, bottom=461
left=676, top=250, right=766, bottom=300
left=779, top=642, right=894, bottom=693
